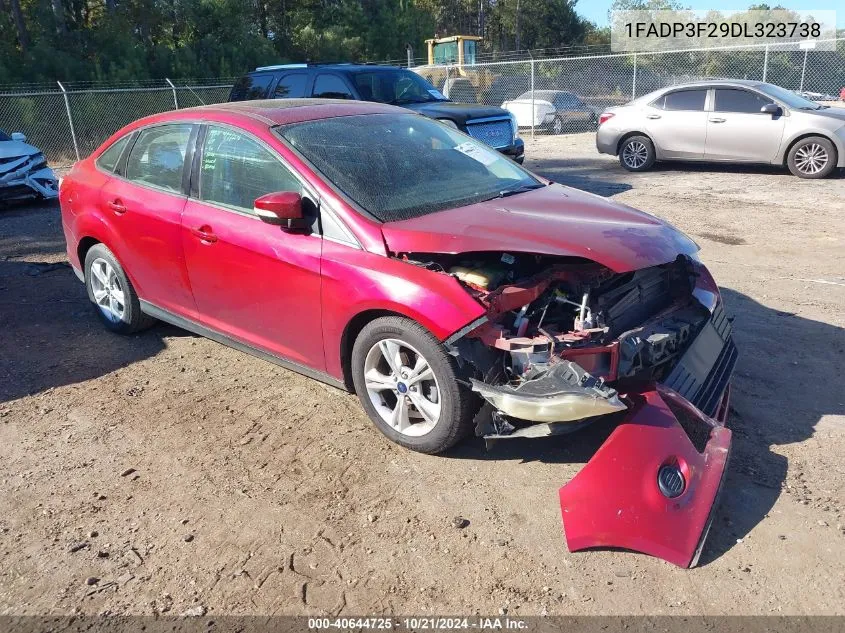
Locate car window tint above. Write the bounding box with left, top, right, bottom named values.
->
left=96, top=135, right=131, bottom=173
left=230, top=74, right=274, bottom=101
left=312, top=74, right=353, bottom=99
left=714, top=89, right=771, bottom=113
left=124, top=125, right=192, bottom=192
left=660, top=90, right=707, bottom=111
left=274, top=73, right=308, bottom=99
left=199, top=126, right=300, bottom=213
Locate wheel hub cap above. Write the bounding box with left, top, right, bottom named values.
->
left=89, top=257, right=126, bottom=323
left=363, top=338, right=441, bottom=437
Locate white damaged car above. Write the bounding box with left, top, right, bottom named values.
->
left=0, top=129, right=58, bottom=203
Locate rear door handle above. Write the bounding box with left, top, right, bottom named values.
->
left=107, top=199, right=126, bottom=214
left=646, top=114, right=661, bottom=119
left=191, top=225, right=217, bottom=243
left=709, top=117, right=726, bottom=123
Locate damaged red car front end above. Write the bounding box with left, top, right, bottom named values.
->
left=383, top=185, right=737, bottom=567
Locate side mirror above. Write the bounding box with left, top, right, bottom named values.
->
left=254, top=191, right=308, bottom=232
left=760, top=103, right=781, bottom=116
left=11, top=132, right=26, bottom=142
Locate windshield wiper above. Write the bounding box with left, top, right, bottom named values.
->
left=493, top=183, right=546, bottom=199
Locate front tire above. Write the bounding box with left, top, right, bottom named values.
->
left=619, top=135, right=656, bottom=172
left=787, top=136, right=836, bottom=178
left=551, top=117, right=564, bottom=135
left=84, top=243, right=155, bottom=334
left=351, top=316, right=474, bottom=454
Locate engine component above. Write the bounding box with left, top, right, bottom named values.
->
left=470, top=361, right=626, bottom=423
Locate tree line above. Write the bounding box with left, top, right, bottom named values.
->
left=0, top=0, right=604, bottom=84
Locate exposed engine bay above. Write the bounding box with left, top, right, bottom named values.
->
left=400, top=250, right=726, bottom=439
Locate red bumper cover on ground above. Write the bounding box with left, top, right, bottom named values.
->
left=559, top=384, right=731, bottom=568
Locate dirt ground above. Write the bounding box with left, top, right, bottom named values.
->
left=1, top=134, right=844, bottom=617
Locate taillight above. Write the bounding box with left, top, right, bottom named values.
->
left=598, top=112, right=615, bottom=126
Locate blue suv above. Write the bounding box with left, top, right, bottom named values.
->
left=229, top=64, right=525, bottom=163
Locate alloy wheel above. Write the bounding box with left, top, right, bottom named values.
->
left=89, top=257, right=126, bottom=323
left=794, top=143, right=828, bottom=175
left=363, top=338, right=441, bottom=437
left=622, top=141, right=648, bottom=169
left=552, top=118, right=563, bottom=135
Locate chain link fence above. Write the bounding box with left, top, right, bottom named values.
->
left=1, top=38, right=843, bottom=166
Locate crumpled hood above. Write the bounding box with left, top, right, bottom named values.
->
left=0, top=140, right=40, bottom=161
left=380, top=184, right=699, bottom=273
left=402, top=101, right=512, bottom=125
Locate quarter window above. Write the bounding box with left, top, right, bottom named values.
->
left=714, top=89, right=772, bottom=113
left=124, top=125, right=192, bottom=193
left=655, top=89, right=707, bottom=111
left=199, top=126, right=300, bottom=214
left=96, top=135, right=131, bottom=173
left=274, top=73, right=308, bottom=98
left=230, top=74, right=274, bottom=101
left=312, top=74, right=353, bottom=99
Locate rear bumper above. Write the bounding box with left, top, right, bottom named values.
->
left=595, top=127, right=619, bottom=155
left=498, top=137, right=525, bottom=163
left=559, top=384, right=731, bottom=568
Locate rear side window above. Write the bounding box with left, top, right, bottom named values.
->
left=714, top=89, right=771, bottom=113
left=312, top=74, right=354, bottom=99
left=655, top=89, right=707, bottom=111
left=124, top=124, right=192, bottom=193
left=229, top=74, right=274, bottom=101
left=199, top=126, right=300, bottom=213
left=274, top=73, right=308, bottom=98
left=96, top=135, right=131, bottom=173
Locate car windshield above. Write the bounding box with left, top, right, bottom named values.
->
left=351, top=70, right=448, bottom=106
left=278, top=113, right=542, bottom=222
left=0, top=130, right=11, bottom=142
left=758, top=83, right=825, bottom=110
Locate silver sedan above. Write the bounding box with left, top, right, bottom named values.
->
left=596, top=80, right=845, bottom=179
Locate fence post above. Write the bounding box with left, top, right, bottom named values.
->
left=799, top=49, right=808, bottom=92
left=530, top=54, right=535, bottom=140
left=165, top=78, right=179, bottom=109
left=632, top=53, right=638, bottom=99
left=57, top=81, right=80, bottom=162
left=762, top=45, right=769, bottom=82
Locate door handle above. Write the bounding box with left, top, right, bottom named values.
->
left=191, top=226, right=217, bottom=243
left=646, top=114, right=661, bottom=119
left=107, top=199, right=126, bottom=214
left=709, top=117, right=726, bottom=123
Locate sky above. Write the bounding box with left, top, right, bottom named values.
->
left=577, top=1, right=845, bottom=28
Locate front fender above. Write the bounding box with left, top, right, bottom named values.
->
left=320, top=240, right=486, bottom=380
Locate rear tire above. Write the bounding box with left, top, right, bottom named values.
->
left=84, top=243, right=155, bottom=334
left=551, top=117, right=564, bottom=135
left=787, top=136, right=836, bottom=179
left=619, top=135, right=656, bottom=172
left=351, top=316, right=475, bottom=454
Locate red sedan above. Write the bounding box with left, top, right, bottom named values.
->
left=60, top=99, right=736, bottom=567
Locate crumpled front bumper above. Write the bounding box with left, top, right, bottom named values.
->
left=559, top=383, right=731, bottom=568
left=0, top=164, right=59, bottom=201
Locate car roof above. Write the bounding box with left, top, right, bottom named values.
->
left=129, top=98, right=408, bottom=129
left=658, top=79, right=765, bottom=90
left=249, top=63, right=406, bottom=75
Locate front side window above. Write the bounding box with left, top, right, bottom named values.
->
left=279, top=113, right=541, bottom=222
left=124, top=124, right=192, bottom=193
left=199, top=126, right=299, bottom=213
left=656, top=89, right=707, bottom=111
left=96, top=135, right=131, bottom=173
left=312, top=74, right=353, bottom=99
left=714, top=89, right=772, bottom=113
left=274, top=73, right=308, bottom=99
left=352, top=70, right=445, bottom=106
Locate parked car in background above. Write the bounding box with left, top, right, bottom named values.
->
left=0, top=129, right=58, bottom=203
left=597, top=79, right=845, bottom=178
left=60, top=99, right=735, bottom=568
left=796, top=90, right=839, bottom=102
left=230, top=64, right=524, bottom=163
left=503, top=90, right=598, bottom=134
